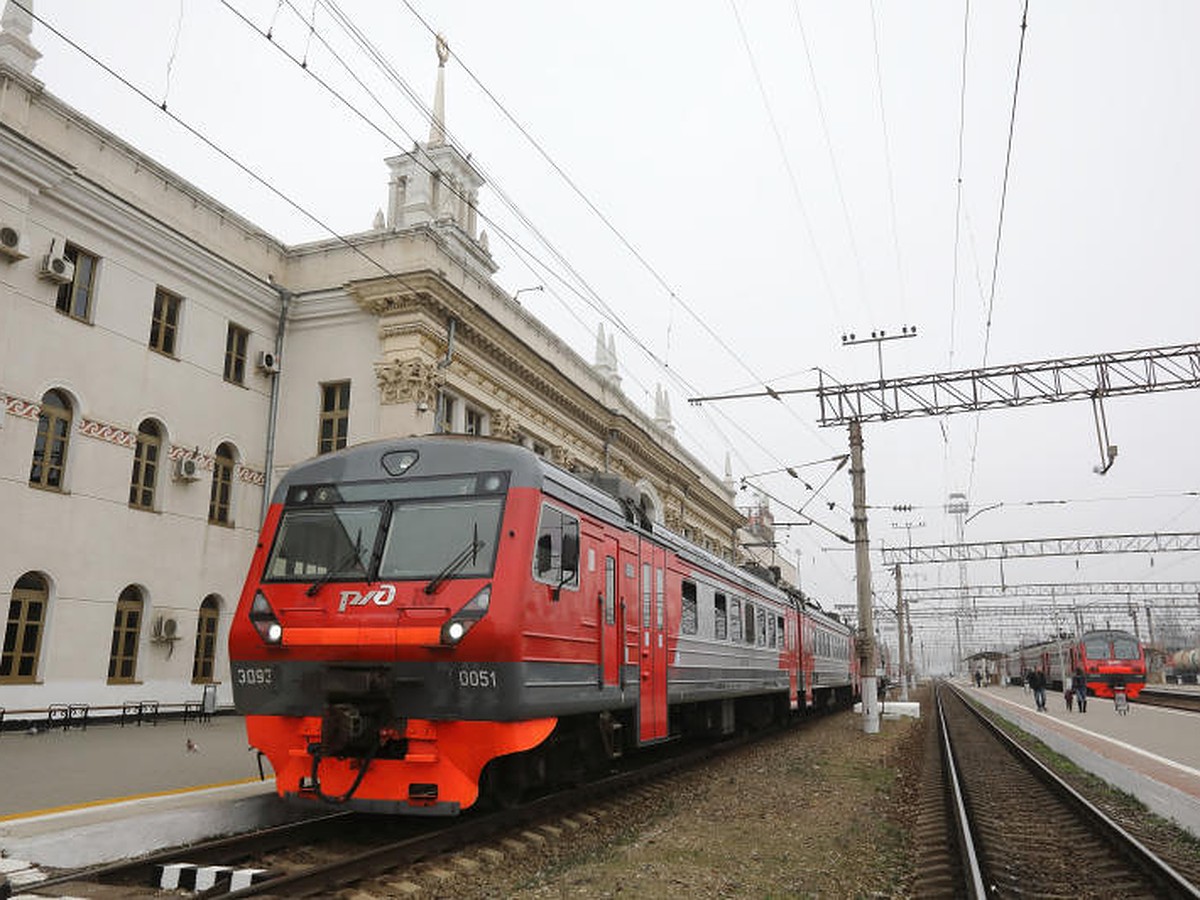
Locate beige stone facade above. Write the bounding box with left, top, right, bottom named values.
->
left=0, top=8, right=743, bottom=712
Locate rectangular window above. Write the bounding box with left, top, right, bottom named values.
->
left=465, top=406, right=485, bottom=435
left=714, top=593, right=727, bottom=640
left=533, top=503, right=580, bottom=591
left=655, top=568, right=664, bottom=629
left=729, top=598, right=742, bottom=643
left=55, top=243, right=98, bottom=322
left=604, top=556, right=616, bottom=625
left=318, top=381, right=351, bottom=455
left=224, top=323, right=248, bottom=384
left=779, top=615, right=788, bottom=650
left=681, top=580, right=697, bottom=635
left=149, top=287, right=181, bottom=355
left=439, top=392, right=457, bottom=433
left=744, top=601, right=756, bottom=645
left=756, top=607, right=766, bottom=647
left=641, top=563, right=652, bottom=628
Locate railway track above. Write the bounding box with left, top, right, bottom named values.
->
left=1134, top=687, right=1200, bottom=713
left=25, top=729, right=758, bottom=898
left=913, top=682, right=1200, bottom=899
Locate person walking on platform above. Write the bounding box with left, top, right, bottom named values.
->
left=1072, top=668, right=1088, bottom=713
left=974, top=670, right=983, bottom=688
left=1030, top=668, right=1047, bottom=711
left=1064, top=686, right=1074, bottom=712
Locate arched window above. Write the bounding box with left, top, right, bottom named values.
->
left=29, top=389, right=72, bottom=490
left=108, top=585, right=143, bottom=684
left=129, top=419, right=162, bottom=510
left=192, top=595, right=220, bottom=683
left=3, top=573, right=48, bottom=683
left=208, top=443, right=235, bottom=525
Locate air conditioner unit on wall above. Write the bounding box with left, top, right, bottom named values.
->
left=0, top=222, right=26, bottom=260
left=175, top=457, right=201, bottom=481
left=256, top=350, right=281, bottom=374
left=39, top=238, right=74, bottom=284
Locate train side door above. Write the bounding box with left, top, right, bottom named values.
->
left=637, top=540, right=668, bottom=742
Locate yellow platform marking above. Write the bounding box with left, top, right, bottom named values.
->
left=0, top=775, right=275, bottom=822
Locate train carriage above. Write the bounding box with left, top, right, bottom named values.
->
left=230, top=436, right=857, bottom=815
left=1004, top=628, right=1146, bottom=698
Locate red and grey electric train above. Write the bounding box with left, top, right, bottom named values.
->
left=229, top=436, right=858, bottom=814
left=1004, top=629, right=1146, bottom=698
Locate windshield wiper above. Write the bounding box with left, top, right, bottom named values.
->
left=307, top=532, right=365, bottom=597
left=425, top=526, right=483, bottom=596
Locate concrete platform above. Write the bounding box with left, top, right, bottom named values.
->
left=965, top=681, right=1200, bottom=838
left=0, top=714, right=321, bottom=869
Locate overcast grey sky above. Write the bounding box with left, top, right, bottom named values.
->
left=26, top=1, right=1200, bottom=669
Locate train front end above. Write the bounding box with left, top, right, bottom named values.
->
left=1079, top=629, right=1146, bottom=699
left=228, top=439, right=555, bottom=815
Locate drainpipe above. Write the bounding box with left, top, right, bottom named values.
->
left=260, top=279, right=291, bottom=526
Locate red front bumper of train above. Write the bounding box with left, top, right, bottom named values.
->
left=247, top=714, right=556, bottom=815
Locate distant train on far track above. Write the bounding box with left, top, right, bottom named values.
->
left=1005, top=628, right=1146, bottom=699
left=229, top=436, right=859, bottom=815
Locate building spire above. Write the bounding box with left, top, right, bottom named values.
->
left=429, top=34, right=449, bottom=146
left=0, top=0, right=40, bottom=77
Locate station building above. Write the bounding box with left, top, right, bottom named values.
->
left=0, top=5, right=758, bottom=713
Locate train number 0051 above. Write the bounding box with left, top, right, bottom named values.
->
left=457, top=668, right=498, bottom=689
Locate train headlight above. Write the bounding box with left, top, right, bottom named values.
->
left=441, top=585, right=491, bottom=646
left=250, top=591, right=284, bottom=645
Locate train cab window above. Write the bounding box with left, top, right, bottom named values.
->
left=267, top=506, right=383, bottom=579
left=533, top=504, right=580, bottom=591
left=714, top=593, right=728, bottom=640
left=681, top=581, right=697, bottom=635
left=729, top=598, right=742, bottom=642
left=743, top=601, right=756, bottom=645
left=1083, top=636, right=1110, bottom=659
left=1111, top=636, right=1139, bottom=659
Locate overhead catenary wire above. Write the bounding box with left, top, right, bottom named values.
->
left=967, top=0, right=1031, bottom=497
left=266, top=0, right=819, bottom=478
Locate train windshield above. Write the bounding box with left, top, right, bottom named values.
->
left=1110, top=636, right=1140, bottom=660
left=265, top=505, right=383, bottom=580
left=378, top=498, right=503, bottom=580
left=263, top=472, right=508, bottom=585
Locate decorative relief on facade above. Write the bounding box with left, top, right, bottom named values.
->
left=168, top=444, right=211, bottom=469
left=79, top=417, right=137, bottom=449
left=375, top=357, right=442, bottom=406
left=5, top=394, right=40, bottom=420
left=236, top=466, right=266, bottom=486
left=550, top=444, right=573, bottom=470
left=489, top=410, right=519, bottom=441
left=355, top=292, right=422, bottom=316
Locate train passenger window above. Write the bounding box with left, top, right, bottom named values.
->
left=533, top=504, right=580, bottom=590
left=778, top=616, right=787, bottom=650
left=605, top=557, right=616, bottom=625
left=681, top=581, right=697, bottom=635
left=655, top=568, right=664, bottom=629
left=714, top=593, right=727, bottom=640
left=641, top=563, right=652, bottom=628
left=729, top=598, right=742, bottom=642
left=757, top=608, right=767, bottom=647
left=744, top=602, right=756, bottom=645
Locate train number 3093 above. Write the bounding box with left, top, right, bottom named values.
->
left=234, top=665, right=276, bottom=687
left=457, top=668, right=498, bottom=689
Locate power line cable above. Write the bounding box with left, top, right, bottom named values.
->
left=867, top=0, right=908, bottom=318
left=729, top=0, right=845, bottom=321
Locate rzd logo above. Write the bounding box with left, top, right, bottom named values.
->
left=337, top=583, right=396, bottom=612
